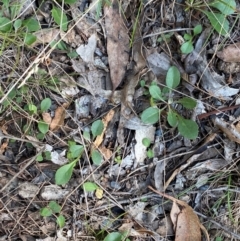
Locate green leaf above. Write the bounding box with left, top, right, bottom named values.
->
left=40, top=207, right=52, bottom=217
left=177, top=97, right=197, bottom=109
left=41, top=98, right=52, bottom=111
left=49, top=201, right=61, bottom=213
left=142, top=137, right=151, bottom=147
left=36, top=154, right=43, bottom=162
left=28, top=104, right=37, bottom=114
left=13, top=19, right=22, bottom=31
left=209, top=0, right=236, bottom=15
left=147, top=149, right=154, bottom=158
left=51, top=7, right=68, bottom=31
left=103, top=232, right=125, bottom=241
left=167, top=109, right=178, bottom=127
left=22, top=18, right=40, bottom=32
left=56, top=214, right=65, bottom=228
left=149, top=85, right=162, bottom=100
left=55, top=160, right=77, bottom=185
left=193, top=24, right=202, bottom=36
left=141, top=107, right=160, bottom=124
left=44, top=151, right=52, bottom=160
left=83, top=182, right=98, bottom=192
left=83, top=130, right=91, bottom=141
left=68, top=144, right=84, bottom=159
left=91, top=149, right=102, bottom=165
left=204, top=11, right=229, bottom=36
left=166, top=66, right=180, bottom=89
left=63, top=0, right=78, bottom=4
left=0, top=17, right=12, bottom=32
left=24, top=33, right=37, bottom=45
left=178, top=118, right=198, bottom=139
left=38, top=121, right=49, bottom=134
left=180, top=41, right=194, bottom=54
left=91, top=120, right=104, bottom=138
left=183, top=33, right=192, bottom=40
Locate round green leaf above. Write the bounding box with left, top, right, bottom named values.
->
left=38, top=121, right=49, bottom=134
left=40, top=207, right=52, bottom=217
left=69, top=144, right=84, bottom=159
left=24, top=33, right=37, bottom=45
left=14, top=19, right=22, bottom=31
left=103, top=232, right=124, bottom=241
left=180, top=41, right=194, bottom=54
left=55, top=160, right=77, bottom=185
left=22, top=18, right=40, bottom=32
left=91, top=149, right=102, bottom=165
left=41, top=98, right=52, bottom=111
left=177, top=97, right=197, bottom=109
left=209, top=0, right=236, bottom=15
left=36, top=154, right=43, bottom=162
left=147, top=149, right=154, bottom=158
left=183, top=33, right=192, bottom=41
left=56, top=215, right=65, bottom=228
left=51, top=7, right=68, bottom=31
left=178, top=118, right=198, bottom=139
left=83, top=182, right=98, bottom=192
left=149, top=85, right=162, bottom=100
left=49, top=201, right=61, bottom=213
left=166, top=66, right=180, bottom=89
left=141, top=107, right=160, bottom=124
left=167, top=109, right=178, bottom=127
left=0, top=17, right=12, bottom=32
left=142, top=137, right=151, bottom=147
left=193, top=24, right=202, bottom=36
left=91, top=120, right=104, bottom=138
left=204, top=11, right=229, bottom=36
left=83, top=131, right=91, bottom=141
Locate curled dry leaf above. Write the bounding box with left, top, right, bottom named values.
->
left=148, top=186, right=210, bottom=241
left=42, top=112, right=52, bottom=125
left=50, top=103, right=68, bottom=132
left=217, top=42, right=240, bottom=62
left=104, top=0, right=129, bottom=91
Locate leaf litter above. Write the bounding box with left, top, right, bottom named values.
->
left=1, top=0, right=240, bottom=240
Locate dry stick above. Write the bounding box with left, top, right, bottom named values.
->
left=195, top=211, right=240, bottom=240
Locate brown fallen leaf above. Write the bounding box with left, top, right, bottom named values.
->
left=148, top=186, right=210, bottom=241
left=42, top=112, right=52, bottom=125
left=104, top=0, right=129, bottom=91
left=50, top=103, right=68, bottom=131
left=217, top=42, right=240, bottom=62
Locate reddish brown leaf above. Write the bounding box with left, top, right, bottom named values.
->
left=104, top=0, right=129, bottom=91
left=217, top=42, right=240, bottom=62
left=42, top=112, right=52, bottom=125
left=50, top=103, right=68, bottom=131
left=148, top=186, right=210, bottom=241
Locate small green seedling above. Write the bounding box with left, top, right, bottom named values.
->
left=142, top=138, right=154, bottom=158
left=141, top=66, right=198, bottom=140
left=40, top=201, right=65, bottom=228
left=181, top=24, right=202, bottom=54
left=185, top=0, right=236, bottom=36
left=103, top=231, right=130, bottom=241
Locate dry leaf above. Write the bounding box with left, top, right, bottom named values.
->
left=98, top=146, right=112, bottom=160
left=217, top=42, right=240, bottom=62
left=104, top=0, right=129, bottom=91
left=33, top=29, right=62, bottom=46
left=95, top=188, right=103, bottom=199
left=148, top=186, right=210, bottom=241
left=0, top=141, right=8, bottom=155
left=42, top=112, right=52, bottom=125
left=50, top=103, right=68, bottom=131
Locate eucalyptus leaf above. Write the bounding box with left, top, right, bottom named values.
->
left=141, top=107, right=160, bottom=124
left=181, top=41, right=194, bottom=54
left=0, top=17, right=12, bottom=32
left=40, top=207, right=52, bottom=217
left=56, top=215, right=65, bottom=228
left=24, top=33, right=37, bottom=45
left=91, top=149, right=102, bottom=165
left=49, top=201, right=61, bottom=213
left=38, top=121, right=49, bottom=134
left=193, top=24, right=202, bottom=36
left=166, top=66, right=180, bottom=89
left=55, top=160, right=77, bottom=185
left=22, top=18, right=40, bottom=32
left=103, top=232, right=125, bottom=241
left=167, top=109, right=178, bottom=127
